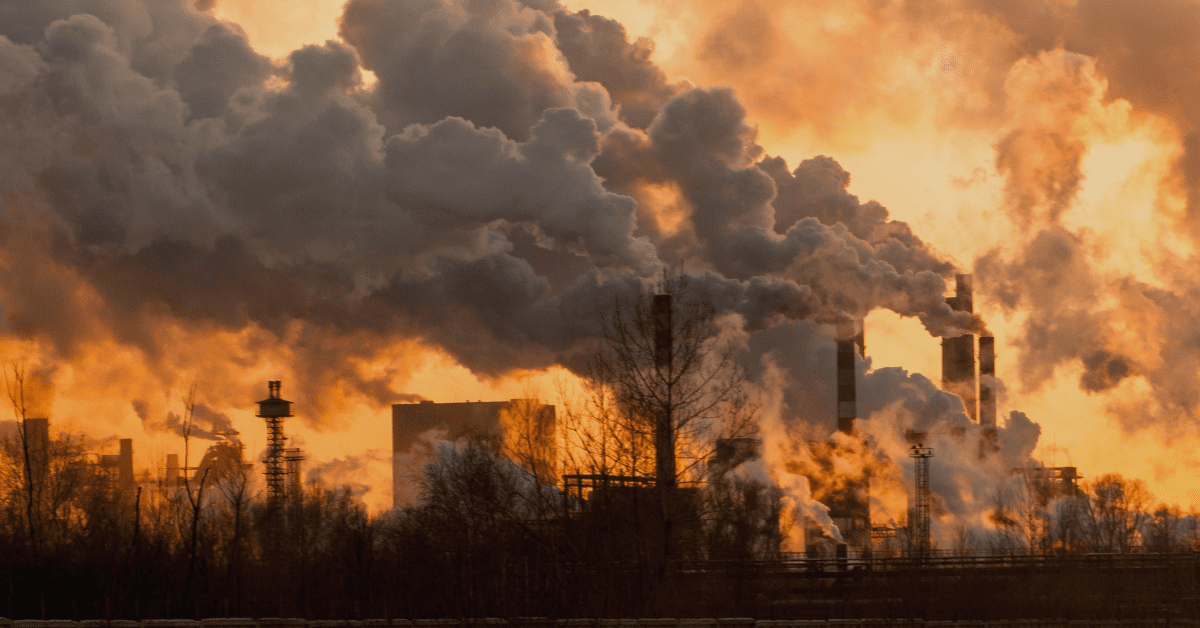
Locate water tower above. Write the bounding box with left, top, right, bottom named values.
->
left=257, top=380, right=292, bottom=505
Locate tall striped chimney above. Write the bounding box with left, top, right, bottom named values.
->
left=979, top=335, right=999, bottom=456
left=836, top=320, right=865, bottom=435
left=941, top=274, right=977, bottom=421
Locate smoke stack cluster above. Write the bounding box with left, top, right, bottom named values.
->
left=940, top=275, right=999, bottom=456
left=835, top=320, right=865, bottom=435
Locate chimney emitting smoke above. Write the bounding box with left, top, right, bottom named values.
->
left=979, top=335, right=998, bottom=456
left=835, top=320, right=864, bottom=434
left=942, top=274, right=977, bottom=421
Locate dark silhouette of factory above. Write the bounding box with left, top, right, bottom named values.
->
left=388, top=277, right=1086, bottom=559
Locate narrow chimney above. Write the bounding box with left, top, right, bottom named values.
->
left=165, top=453, right=180, bottom=488
left=979, top=336, right=996, bottom=427
left=653, top=294, right=676, bottom=489
left=979, top=335, right=999, bottom=456
left=836, top=320, right=864, bottom=434
left=118, top=438, right=134, bottom=490
left=941, top=274, right=977, bottom=421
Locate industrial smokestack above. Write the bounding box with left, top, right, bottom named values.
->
left=835, top=320, right=864, bottom=434
left=941, top=274, right=977, bottom=421
left=979, top=335, right=998, bottom=456
left=118, top=438, right=134, bottom=491
left=653, top=294, right=676, bottom=489
left=979, top=336, right=996, bottom=427
left=165, top=453, right=180, bottom=488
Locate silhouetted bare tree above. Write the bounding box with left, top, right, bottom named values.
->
left=1082, top=473, right=1151, bottom=552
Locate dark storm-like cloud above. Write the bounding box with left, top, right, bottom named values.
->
left=603, top=87, right=980, bottom=337
left=551, top=9, right=684, bottom=129
left=339, top=0, right=617, bottom=141
left=0, top=0, right=989, bottom=438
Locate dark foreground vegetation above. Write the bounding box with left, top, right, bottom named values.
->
left=4, top=429, right=1200, bottom=621
left=5, top=284, right=1200, bottom=620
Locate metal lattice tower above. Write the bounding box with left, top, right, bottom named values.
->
left=910, top=443, right=934, bottom=556
left=256, top=381, right=293, bottom=506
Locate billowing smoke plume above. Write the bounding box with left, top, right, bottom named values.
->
left=134, top=399, right=237, bottom=441
left=0, top=0, right=984, bottom=434
left=643, top=0, right=1200, bottom=452
left=306, top=448, right=393, bottom=510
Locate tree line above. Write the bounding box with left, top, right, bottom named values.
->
left=3, top=278, right=1200, bottom=620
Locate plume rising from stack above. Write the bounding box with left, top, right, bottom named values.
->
left=942, top=274, right=977, bottom=422
left=836, top=320, right=864, bottom=435
left=979, top=335, right=998, bottom=456
left=0, top=0, right=1003, bottom=511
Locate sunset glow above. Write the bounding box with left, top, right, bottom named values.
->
left=6, top=0, right=1200, bottom=536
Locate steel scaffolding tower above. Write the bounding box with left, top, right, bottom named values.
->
left=257, top=381, right=293, bottom=506
left=910, top=443, right=934, bottom=556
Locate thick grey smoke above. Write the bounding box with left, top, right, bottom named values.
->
left=0, top=0, right=985, bottom=441
left=748, top=316, right=1041, bottom=542
left=665, top=0, right=1200, bottom=439
left=900, top=0, right=1200, bottom=438
left=551, top=9, right=684, bottom=129
left=306, top=448, right=393, bottom=506
left=134, top=399, right=237, bottom=441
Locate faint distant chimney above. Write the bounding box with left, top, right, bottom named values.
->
left=284, top=448, right=305, bottom=498
left=653, top=294, right=676, bottom=489
left=979, top=336, right=996, bottom=427
left=979, top=335, right=999, bottom=456
left=118, top=438, right=134, bottom=490
left=836, top=320, right=865, bottom=434
left=942, top=274, right=977, bottom=421
left=165, top=453, right=180, bottom=488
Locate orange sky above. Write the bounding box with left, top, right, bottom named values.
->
left=15, top=0, right=1190, bottom=515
